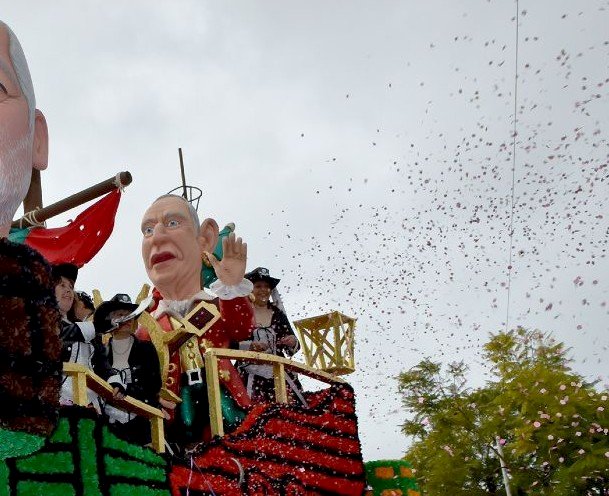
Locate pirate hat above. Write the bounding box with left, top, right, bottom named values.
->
left=93, top=293, right=140, bottom=330
left=52, top=263, right=78, bottom=284
left=244, top=267, right=280, bottom=290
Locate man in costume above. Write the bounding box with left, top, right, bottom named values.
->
left=94, top=293, right=162, bottom=445
left=137, top=194, right=255, bottom=446
left=0, top=20, right=61, bottom=443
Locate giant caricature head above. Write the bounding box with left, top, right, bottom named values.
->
left=141, top=195, right=219, bottom=300
left=0, top=21, right=48, bottom=237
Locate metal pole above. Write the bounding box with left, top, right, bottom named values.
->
left=495, top=436, right=513, bottom=496
left=178, top=148, right=188, bottom=199
left=12, top=171, right=132, bottom=229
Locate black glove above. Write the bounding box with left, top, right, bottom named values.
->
left=108, top=381, right=126, bottom=396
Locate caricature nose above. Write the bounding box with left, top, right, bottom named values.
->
left=150, top=222, right=169, bottom=239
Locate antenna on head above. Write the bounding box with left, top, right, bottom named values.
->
left=178, top=148, right=188, bottom=200
left=167, top=147, right=203, bottom=211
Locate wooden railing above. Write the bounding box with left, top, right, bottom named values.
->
left=64, top=350, right=346, bottom=448
left=63, top=363, right=165, bottom=453
left=203, top=348, right=346, bottom=437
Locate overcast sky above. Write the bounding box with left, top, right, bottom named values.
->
left=4, top=0, right=608, bottom=460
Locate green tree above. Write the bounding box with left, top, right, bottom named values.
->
left=398, top=328, right=609, bottom=495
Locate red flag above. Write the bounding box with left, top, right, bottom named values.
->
left=24, top=189, right=121, bottom=267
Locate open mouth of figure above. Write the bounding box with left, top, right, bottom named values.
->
left=151, top=252, right=176, bottom=267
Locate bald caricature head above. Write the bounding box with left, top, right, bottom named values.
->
left=0, top=21, right=48, bottom=237
left=141, top=195, right=220, bottom=300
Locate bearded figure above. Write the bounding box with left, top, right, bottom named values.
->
left=0, top=20, right=61, bottom=446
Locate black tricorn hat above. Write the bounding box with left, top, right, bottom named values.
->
left=52, top=263, right=78, bottom=284
left=245, top=267, right=280, bottom=290
left=93, top=294, right=139, bottom=330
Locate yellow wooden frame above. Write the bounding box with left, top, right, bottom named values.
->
left=63, top=362, right=165, bottom=453
left=203, top=348, right=346, bottom=437
left=293, top=311, right=356, bottom=375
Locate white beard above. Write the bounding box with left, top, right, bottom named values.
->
left=0, top=124, right=33, bottom=229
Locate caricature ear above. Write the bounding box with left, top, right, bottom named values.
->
left=32, top=109, right=48, bottom=171
left=198, top=218, right=219, bottom=254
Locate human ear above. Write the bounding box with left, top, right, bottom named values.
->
left=198, top=218, right=219, bottom=254
left=32, top=109, right=48, bottom=171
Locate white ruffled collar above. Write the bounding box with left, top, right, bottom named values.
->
left=152, top=289, right=213, bottom=318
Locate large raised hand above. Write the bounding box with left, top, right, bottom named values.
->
left=205, top=233, right=247, bottom=286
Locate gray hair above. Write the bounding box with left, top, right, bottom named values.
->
left=0, top=21, right=35, bottom=127
left=153, top=194, right=200, bottom=235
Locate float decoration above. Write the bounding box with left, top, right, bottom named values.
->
left=364, top=459, right=421, bottom=496
left=170, top=383, right=366, bottom=495
left=9, top=172, right=132, bottom=267
left=293, top=311, right=356, bottom=375
left=0, top=408, right=170, bottom=496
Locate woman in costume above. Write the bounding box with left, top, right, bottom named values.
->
left=238, top=267, right=305, bottom=405
left=53, top=263, right=123, bottom=408
left=93, top=294, right=161, bottom=444
left=68, top=290, right=95, bottom=323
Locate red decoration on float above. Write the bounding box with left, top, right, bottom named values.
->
left=23, top=189, right=121, bottom=267
left=169, top=384, right=366, bottom=496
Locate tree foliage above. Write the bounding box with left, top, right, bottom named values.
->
left=399, top=328, right=609, bottom=495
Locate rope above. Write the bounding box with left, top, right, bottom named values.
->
left=505, top=0, right=520, bottom=333
left=113, top=172, right=125, bottom=191
left=19, top=207, right=46, bottom=229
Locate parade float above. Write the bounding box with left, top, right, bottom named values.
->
left=0, top=168, right=381, bottom=495
left=0, top=19, right=417, bottom=493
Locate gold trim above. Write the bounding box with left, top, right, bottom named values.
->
left=203, top=348, right=346, bottom=438
left=293, top=311, right=356, bottom=375
left=135, top=283, right=150, bottom=305
left=92, top=289, right=103, bottom=309
left=140, top=302, right=221, bottom=400
left=63, top=362, right=165, bottom=453
left=160, top=387, right=181, bottom=403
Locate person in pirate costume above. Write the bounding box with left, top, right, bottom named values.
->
left=94, top=294, right=161, bottom=445
left=53, top=263, right=125, bottom=408
left=238, top=267, right=306, bottom=405
left=68, top=289, right=95, bottom=323
left=137, top=194, right=255, bottom=448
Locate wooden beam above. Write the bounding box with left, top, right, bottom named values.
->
left=23, top=169, right=43, bottom=213
left=273, top=362, right=288, bottom=404
left=203, top=348, right=346, bottom=384
left=150, top=416, right=165, bottom=454
left=12, top=171, right=132, bottom=229
left=63, top=363, right=166, bottom=452
left=204, top=351, right=224, bottom=437
left=64, top=367, right=88, bottom=406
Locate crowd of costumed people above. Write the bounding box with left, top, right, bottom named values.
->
left=52, top=260, right=304, bottom=450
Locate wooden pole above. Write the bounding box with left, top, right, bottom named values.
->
left=273, top=362, right=288, bottom=404
left=204, top=351, right=224, bottom=437
left=23, top=169, right=43, bottom=213
left=12, top=171, right=132, bottom=229
left=178, top=148, right=188, bottom=199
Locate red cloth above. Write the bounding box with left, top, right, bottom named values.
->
left=24, top=189, right=121, bottom=267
